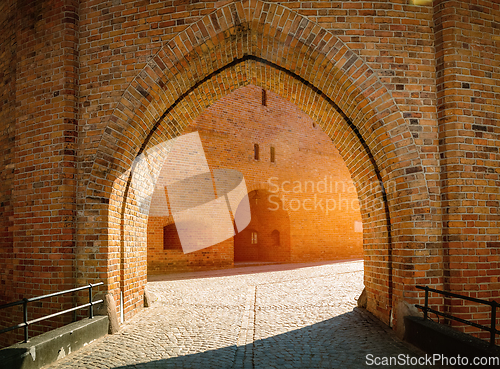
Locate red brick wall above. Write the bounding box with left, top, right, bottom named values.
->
left=434, top=0, right=500, bottom=342
left=193, top=86, right=363, bottom=262
left=0, top=0, right=16, bottom=295
left=1, top=0, right=499, bottom=347
left=0, top=0, right=17, bottom=346
left=0, top=0, right=80, bottom=347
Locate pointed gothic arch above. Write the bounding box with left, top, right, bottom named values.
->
left=77, top=0, right=440, bottom=325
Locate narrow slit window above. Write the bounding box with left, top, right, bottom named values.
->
left=270, top=146, right=275, bottom=163
left=262, top=89, right=267, bottom=106
left=254, top=144, right=260, bottom=160
left=251, top=231, right=258, bottom=244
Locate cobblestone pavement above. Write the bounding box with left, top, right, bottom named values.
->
left=44, top=260, right=435, bottom=369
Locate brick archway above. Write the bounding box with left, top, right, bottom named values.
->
left=79, top=0, right=441, bottom=325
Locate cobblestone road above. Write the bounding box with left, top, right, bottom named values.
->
left=44, top=260, right=434, bottom=369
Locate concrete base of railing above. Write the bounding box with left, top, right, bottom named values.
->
left=404, top=315, right=500, bottom=368
left=0, top=315, right=108, bottom=369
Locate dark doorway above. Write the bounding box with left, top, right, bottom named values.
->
left=234, top=190, right=291, bottom=262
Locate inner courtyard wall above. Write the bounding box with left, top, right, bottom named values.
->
left=146, top=85, right=363, bottom=274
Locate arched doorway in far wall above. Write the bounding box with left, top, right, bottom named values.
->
left=234, top=189, right=291, bottom=263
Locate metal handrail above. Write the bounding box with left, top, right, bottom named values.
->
left=0, top=282, right=104, bottom=343
left=415, top=285, right=499, bottom=346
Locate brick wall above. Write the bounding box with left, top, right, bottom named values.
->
left=148, top=216, right=234, bottom=273
left=434, top=0, right=500, bottom=341
left=0, top=0, right=499, bottom=347
left=234, top=190, right=292, bottom=263
left=0, top=0, right=81, bottom=347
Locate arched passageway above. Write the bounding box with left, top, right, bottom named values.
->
left=78, top=1, right=439, bottom=329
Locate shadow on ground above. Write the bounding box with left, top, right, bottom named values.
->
left=110, top=309, right=434, bottom=369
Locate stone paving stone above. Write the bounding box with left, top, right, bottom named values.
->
left=43, top=261, right=438, bottom=369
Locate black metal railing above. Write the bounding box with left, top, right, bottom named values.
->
left=416, top=285, right=500, bottom=346
left=0, top=282, right=103, bottom=343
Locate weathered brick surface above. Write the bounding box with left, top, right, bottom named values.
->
left=1, top=0, right=80, bottom=346
left=0, top=0, right=498, bottom=347
left=434, top=0, right=500, bottom=341
left=148, top=215, right=235, bottom=273
left=0, top=0, right=16, bottom=332
left=0, top=0, right=17, bottom=346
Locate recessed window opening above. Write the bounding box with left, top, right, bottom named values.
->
left=270, top=146, right=275, bottom=163
left=262, top=89, right=267, bottom=106
left=251, top=231, right=258, bottom=244
left=254, top=143, right=260, bottom=160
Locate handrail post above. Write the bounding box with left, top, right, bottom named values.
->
left=490, top=301, right=497, bottom=347
left=23, top=298, right=28, bottom=343
left=423, top=287, right=429, bottom=320
left=89, top=284, right=93, bottom=319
